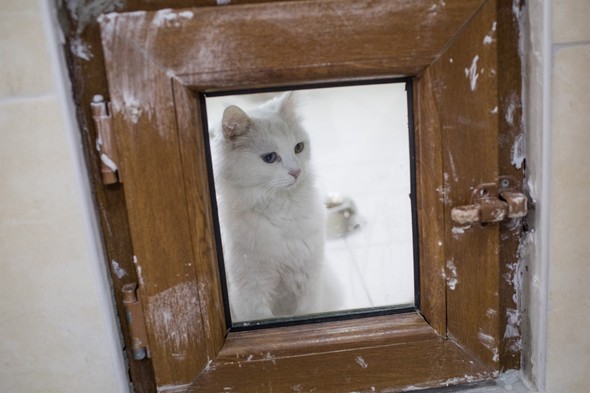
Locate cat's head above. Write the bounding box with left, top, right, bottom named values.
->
left=216, top=92, right=312, bottom=192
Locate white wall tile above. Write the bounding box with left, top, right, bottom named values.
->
left=546, top=44, right=590, bottom=392
left=0, top=96, right=121, bottom=393
left=0, top=1, right=53, bottom=98
left=552, top=0, right=590, bottom=44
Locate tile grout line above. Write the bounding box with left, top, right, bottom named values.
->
left=553, top=40, right=590, bottom=51
left=0, top=93, right=57, bottom=105
left=536, top=0, right=553, bottom=390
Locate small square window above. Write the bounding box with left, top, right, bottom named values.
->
left=203, top=81, right=419, bottom=327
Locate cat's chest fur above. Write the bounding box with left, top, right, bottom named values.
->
left=221, top=181, right=325, bottom=268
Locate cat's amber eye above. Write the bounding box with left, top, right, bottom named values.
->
left=261, top=152, right=278, bottom=163
left=294, top=142, right=304, bottom=154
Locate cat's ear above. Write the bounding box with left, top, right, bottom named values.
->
left=222, top=105, right=250, bottom=142
left=276, top=92, right=297, bottom=119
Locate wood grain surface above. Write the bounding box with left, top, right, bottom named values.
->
left=84, top=0, right=524, bottom=390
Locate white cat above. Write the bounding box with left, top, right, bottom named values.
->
left=212, top=93, right=330, bottom=322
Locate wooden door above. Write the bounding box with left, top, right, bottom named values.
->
left=63, top=0, right=524, bottom=391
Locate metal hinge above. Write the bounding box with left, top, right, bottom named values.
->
left=451, top=176, right=528, bottom=225
left=91, top=96, right=121, bottom=185
left=122, top=282, right=151, bottom=360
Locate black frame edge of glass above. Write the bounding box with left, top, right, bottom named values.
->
left=204, top=77, right=411, bottom=98
left=198, top=92, right=234, bottom=329
left=231, top=304, right=417, bottom=332
left=201, top=78, right=420, bottom=333
left=406, top=78, right=421, bottom=310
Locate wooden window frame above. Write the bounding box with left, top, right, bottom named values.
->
left=95, top=0, right=523, bottom=391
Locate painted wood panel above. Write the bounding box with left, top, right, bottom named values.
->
left=105, top=0, right=485, bottom=89
left=188, top=314, right=494, bottom=392
left=93, top=0, right=523, bottom=389
left=101, top=28, right=211, bottom=387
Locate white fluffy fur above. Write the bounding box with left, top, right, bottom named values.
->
left=212, top=93, right=329, bottom=322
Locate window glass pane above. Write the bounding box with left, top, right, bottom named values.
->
left=205, top=82, right=415, bottom=325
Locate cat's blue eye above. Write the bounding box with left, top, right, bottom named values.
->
left=261, top=152, right=278, bottom=163
left=294, top=142, right=304, bottom=154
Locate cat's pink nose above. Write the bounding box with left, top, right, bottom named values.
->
left=289, top=168, right=301, bottom=179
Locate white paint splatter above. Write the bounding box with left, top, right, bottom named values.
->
left=447, top=152, right=458, bottom=182
left=148, top=282, right=202, bottom=358
left=512, top=0, right=522, bottom=19
left=483, top=21, right=497, bottom=45
left=511, top=133, right=525, bottom=169
left=66, top=0, right=125, bottom=34
left=264, top=352, right=277, bottom=365
left=443, top=172, right=449, bottom=182
left=446, top=259, right=458, bottom=290
left=503, top=259, right=523, bottom=351
left=354, top=355, right=368, bottom=369
left=486, top=308, right=497, bottom=318
left=111, top=260, right=127, bottom=279
left=491, top=106, right=498, bottom=114
left=125, top=102, right=143, bottom=124
left=505, top=308, right=520, bottom=339
left=178, top=10, right=194, bottom=19
left=436, top=185, right=451, bottom=204
left=133, top=255, right=145, bottom=287
left=439, top=374, right=488, bottom=387
left=152, top=8, right=194, bottom=27
left=427, top=0, right=446, bottom=12
left=451, top=225, right=470, bottom=239
left=246, top=354, right=254, bottom=361
left=402, top=386, right=422, bottom=392
left=95, top=133, right=103, bottom=152
left=70, top=36, right=92, bottom=60
left=100, top=153, right=118, bottom=172
left=506, top=102, right=516, bottom=125
left=166, top=69, right=177, bottom=79
left=217, top=0, right=231, bottom=4
left=204, top=359, right=214, bottom=371
left=478, top=330, right=499, bottom=362
left=479, top=331, right=495, bottom=347
left=157, top=383, right=193, bottom=393
left=503, top=232, right=531, bottom=355
left=464, top=55, right=480, bottom=91
left=451, top=226, right=464, bottom=235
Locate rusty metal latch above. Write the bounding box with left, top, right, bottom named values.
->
left=122, top=282, right=151, bottom=360
left=91, top=96, right=121, bottom=185
left=451, top=176, right=528, bottom=225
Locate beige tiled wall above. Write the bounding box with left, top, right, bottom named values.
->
left=545, top=1, right=590, bottom=391
left=0, top=0, right=122, bottom=392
